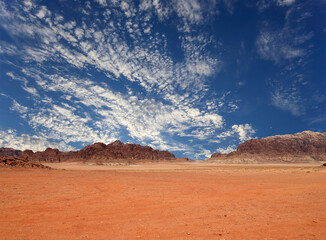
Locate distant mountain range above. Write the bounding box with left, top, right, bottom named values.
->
left=1, top=131, right=326, bottom=164
left=0, top=140, right=187, bottom=164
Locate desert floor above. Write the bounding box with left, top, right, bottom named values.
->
left=1, top=162, right=326, bottom=240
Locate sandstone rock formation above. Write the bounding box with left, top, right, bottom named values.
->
left=0, top=148, right=22, bottom=157
left=208, top=131, right=326, bottom=164
left=21, top=148, right=64, bottom=163
left=0, top=156, right=50, bottom=169
left=20, top=140, right=178, bottom=163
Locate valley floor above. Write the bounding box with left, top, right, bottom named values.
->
left=0, top=163, right=326, bottom=239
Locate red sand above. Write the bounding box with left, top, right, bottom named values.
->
left=0, top=164, right=326, bottom=239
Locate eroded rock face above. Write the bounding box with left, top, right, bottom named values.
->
left=0, top=148, right=22, bottom=157
left=0, top=156, right=50, bottom=169
left=21, top=148, right=63, bottom=162
left=208, top=131, right=326, bottom=163
left=20, top=140, right=177, bottom=163
left=237, top=131, right=326, bottom=155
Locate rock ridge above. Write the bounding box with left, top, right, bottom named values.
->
left=19, top=141, right=178, bottom=163
left=208, top=131, right=326, bottom=164
left=0, top=148, right=22, bottom=157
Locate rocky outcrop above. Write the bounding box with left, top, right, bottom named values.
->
left=0, top=148, right=22, bottom=157
left=20, top=140, right=178, bottom=163
left=76, top=141, right=176, bottom=162
left=21, top=148, right=64, bottom=162
left=208, top=131, right=326, bottom=164
left=0, top=156, right=50, bottom=169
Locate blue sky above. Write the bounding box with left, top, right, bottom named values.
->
left=0, top=0, right=325, bottom=159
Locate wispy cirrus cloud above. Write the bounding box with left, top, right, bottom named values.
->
left=19, top=68, right=224, bottom=151
left=257, top=0, right=295, bottom=11
left=271, top=88, right=304, bottom=116
left=174, top=0, right=203, bottom=24
left=256, top=25, right=312, bottom=64
left=0, top=0, right=255, bottom=159
left=10, top=100, right=28, bottom=115
left=256, top=1, right=317, bottom=117
left=277, top=0, right=295, bottom=7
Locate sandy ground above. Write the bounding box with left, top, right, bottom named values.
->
left=0, top=163, right=326, bottom=240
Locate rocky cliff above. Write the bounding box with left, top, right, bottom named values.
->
left=20, top=140, right=177, bottom=163
left=208, top=131, right=326, bottom=164
left=0, top=148, right=22, bottom=157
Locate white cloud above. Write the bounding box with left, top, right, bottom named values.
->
left=277, top=0, right=295, bottom=6
left=216, top=145, right=236, bottom=154
left=54, top=14, right=64, bottom=24
left=257, top=3, right=314, bottom=119
left=11, top=100, right=28, bottom=114
left=10, top=66, right=224, bottom=155
left=216, top=130, right=233, bottom=139
left=0, top=0, right=221, bottom=100
left=139, top=0, right=152, bottom=11
left=27, top=101, right=118, bottom=144
left=0, top=129, right=74, bottom=152
left=256, top=30, right=306, bottom=63
left=256, top=8, right=313, bottom=64
left=22, top=85, right=38, bottom=96
left=74, top=28, right=84, bottom=40
left=215, top=124, right=255, bottom=142
left=152, top=0, right=170, bottom=21
left=194, top=147, right=212, bottom=159
left=174, top=0, right=202, bottom=24
left=23, top=0, right=33, bottom=11
left=0, top=41, right=18, bottom=55
left=120, top=1, right=134, bottom=17
left=232, top=124, right=255, bottom=142
left=271, top=89, right=304, bottom=116
left=38, top=72, right=223, bottom=139
left=36, top=6, right=50, bottom=19
left=95, top=0, right=107, bottom=7
left=257, top=0, right=295, bottom=11
left=0, top=0, right=249, bottom=158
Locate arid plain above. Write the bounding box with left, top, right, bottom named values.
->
left=1, top=162, right=326, bottom=240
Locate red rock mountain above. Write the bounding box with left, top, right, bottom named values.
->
left=0, top=156, right=50, bottom=169
left=208, top=131, right=326, bottom=163
left=0, top=148, right=22, bottom=157
left=20, top=140, right=177, bottom=163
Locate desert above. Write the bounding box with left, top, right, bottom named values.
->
left=1, top=1, right=325, bottom=239
left=1, top=163, right=326, bottom=240
left=1, top=131, right=326, bottom=239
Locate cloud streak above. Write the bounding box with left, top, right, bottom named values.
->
left=256, top=1, right=316, bottom=117
left=0, top=0, right=259, bottom=159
